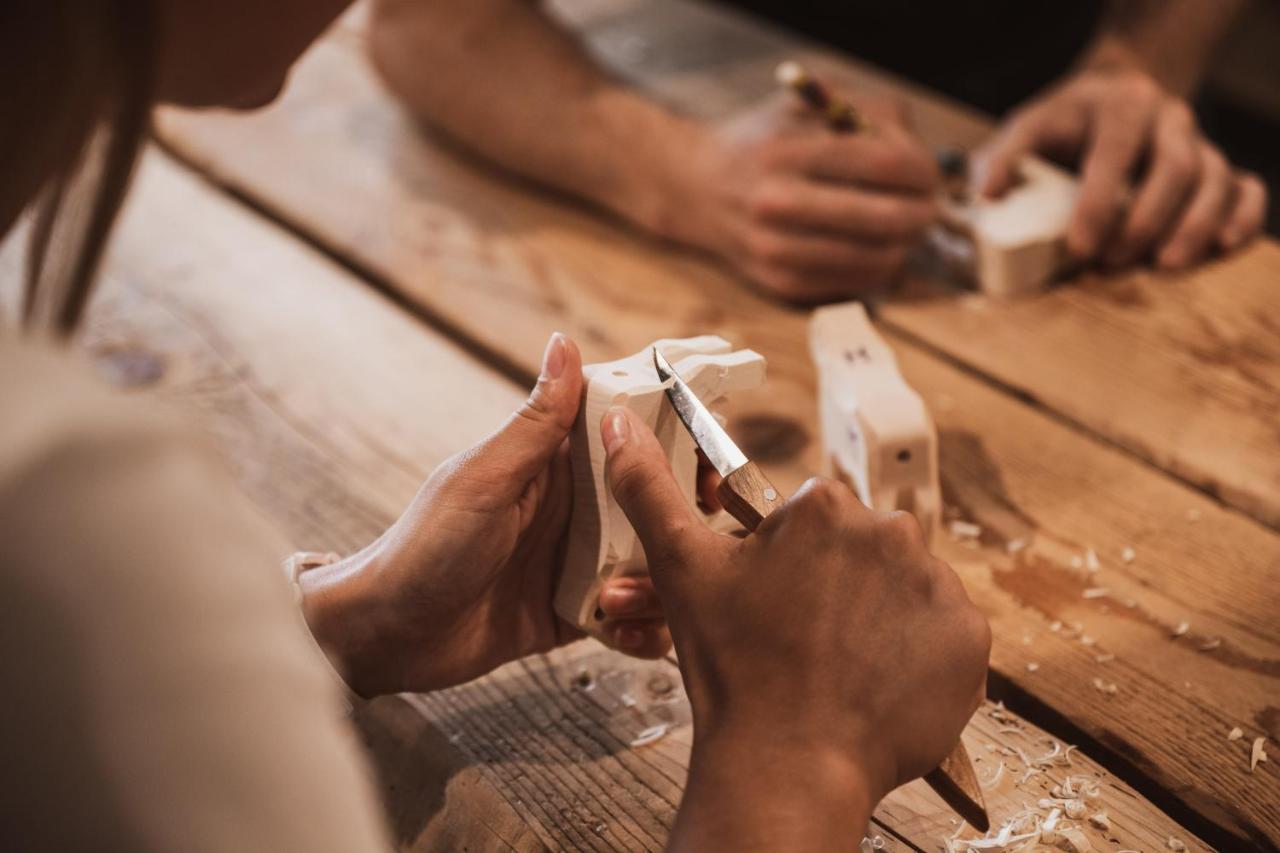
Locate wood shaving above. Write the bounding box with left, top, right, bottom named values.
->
left=1007, top=538, right=1028, bottom=554
left=1084, top=548, right=1100, bottom=572
left=1070, top=555, right=1084, bottom=569
left=1094, top=653, right=1115, bottom=664
left=1062, top=798, right=1088, bottom=819
left=950, top=520, right=982, bottom=540
left=1120, top=546, right=1136, bottom=563
left=1082, top=588, right=1109, bottom=599
left=1198, top=637, right=1221, bottom=651
left=1166, top=838, right=1186, bottom=852
left=989, top=702, right=1021, bottom=726
left=629, top=723, right=670, bottom=748
left=1091, top=677, right=1118, bottom=696
left=980, top=761, right=1006, bottom=790
left=1087, top=811, right=1110, bottom=831
left=1027, top=662, right=1040, bottom=672
left=1080, top=635, right=1097, bottom=646
left=1050, top=621, right=1063, bottom=632
left=1228, top=727, right=1243, bottom=741
left=1172, top=621, right=1190, bottom=638
left=1251, top=737, right=1268, bottom=772
left=1051, top=827, right=1091, bottom=852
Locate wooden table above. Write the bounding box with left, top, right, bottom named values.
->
left=9, top=0, right=1275, bottom=849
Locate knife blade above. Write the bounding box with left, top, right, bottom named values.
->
left=653, top=347, right=780, bottom=529
left=652, top=346, right=990, bottom=833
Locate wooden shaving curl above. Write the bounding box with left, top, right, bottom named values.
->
left=1251, top=737, right=1268, bottom=773
left=629, top=723, right=670, bottom=748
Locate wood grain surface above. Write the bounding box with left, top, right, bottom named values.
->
left=6, top=149, right=1214, bottom=852
left=158, top=0, right=1280, bottom=534
left=150, top=4, right=1280, bottom=845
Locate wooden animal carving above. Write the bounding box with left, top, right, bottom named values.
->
left=934, top=153, right=1080, bottom=298
left=809, top=303, right=940, bottom=544
left=556, top=337, right=766, bottom=640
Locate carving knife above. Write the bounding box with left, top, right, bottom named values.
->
left=653, top=347, right=991, bottom=833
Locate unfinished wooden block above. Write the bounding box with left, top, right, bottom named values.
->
left=810, top=303, right=940, bottom=543
left=556, top=337, right=766, bottom=639
left=935, top=154, right=1079, bottom=298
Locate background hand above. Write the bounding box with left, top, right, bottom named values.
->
left=983, top=68, right=1268, bottom=269
left=600, top=407, right=990, bottom=849
left=675, top=91, right=940, bottom=303
left=300, top=333, right=671, bottom=698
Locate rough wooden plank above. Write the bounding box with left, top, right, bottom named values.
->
left=2, top=150, right=1214, bottom=851
left=148, top=17, right=1280, bottom=841
left=157, top=0, right=1280, bottom=534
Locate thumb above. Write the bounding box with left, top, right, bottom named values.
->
left=980, top=115, right=1041, bottom=199
left=602, top=407, right=710, bottom=585
left=472, top=333, right=583, bottom=500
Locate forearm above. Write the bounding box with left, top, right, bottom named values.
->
left=670, top=723, right=875, bottom=853
left=1081, top=0, right=1245, bottom=95
left=369, top=0, right=704, bottom=237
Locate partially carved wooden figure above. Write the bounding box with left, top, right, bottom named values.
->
left=810, top=303, right=940, bottom=544
left=556, top=337, right=766, bottom=639
left=935, top=154, right=1080, bottom=298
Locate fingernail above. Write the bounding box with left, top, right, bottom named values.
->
left=601, top=586, right=650, bottom=616
left=616, top=626, right=646, bottom=651
left=541, top=332, right=567, bottom=380
left=601, top=407, right=629, bottom=452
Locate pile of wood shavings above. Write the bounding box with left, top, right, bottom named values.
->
left=946, top=773, right=1111, bottom=853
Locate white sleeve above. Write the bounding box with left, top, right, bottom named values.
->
left=0, top=339, right=393, bottom=853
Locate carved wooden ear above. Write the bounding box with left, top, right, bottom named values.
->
left=555, top=337, right=766, bottom=641
left=810, top=303, right=940, bottom=547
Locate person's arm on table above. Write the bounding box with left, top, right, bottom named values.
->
left=983, top=0, right=1267, bottom=269
left=369, top=0, right=940, bottom=303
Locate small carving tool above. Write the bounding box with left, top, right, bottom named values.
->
left=653, top=347, right=991, bottom=833
left=776, top=61, right=972, bottom=203
left=776, top=60, right=870, bottom=134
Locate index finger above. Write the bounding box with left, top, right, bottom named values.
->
left=602, top=407, right=716, bottom=582
left=785, top=130, right=940, bottom=194
left=1069, top=107, right=1153, bottom=258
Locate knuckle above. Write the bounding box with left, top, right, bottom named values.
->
left=1200, top=145, right=1228, bottom=178
left=795, top=476, right=855, bottom=520
left=608, top=455, right=654, bottom=503
left=1121, top=71, right=1160, bottom=103
left=1165, top=99, right=1196, bottom=129
left=746, top=183, right=791, bottom=223
left=744, top=229, right=786, bottom=264
left=877, top=200, right=932, bottom=238
left=1163, top=147, right=1198, bottom=183
left=874, top=509, right=925, bottom=553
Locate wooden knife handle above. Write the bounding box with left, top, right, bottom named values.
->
left=716, top=461, right=784, bottom=531
left=715, top=461, right=990, bottom=832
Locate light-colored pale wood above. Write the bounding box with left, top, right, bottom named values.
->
left=147, top=1, right=1280, bottom=844
left=15, top=150, right=1214, bottom=851
left=558, top=338, right=765, bottom=635
left=935, top=155, right=1080, bottom=298
left=810, top=301, right=940, bottom=543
